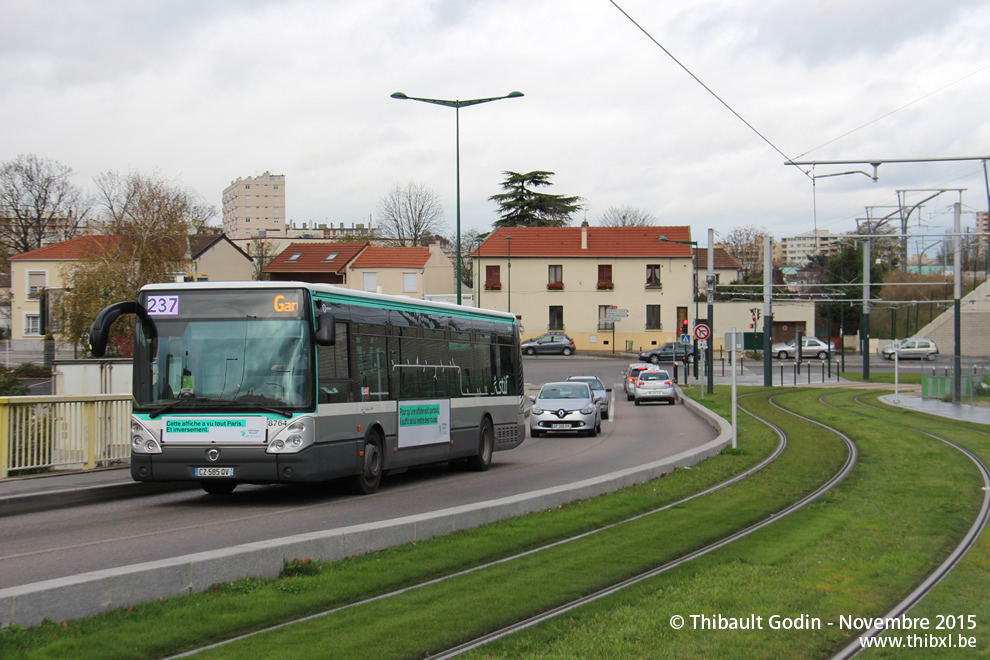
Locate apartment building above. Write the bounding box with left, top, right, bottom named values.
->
left=222, top=172, right=286, bottom=239
left=778, top=229, right=841, bottom=265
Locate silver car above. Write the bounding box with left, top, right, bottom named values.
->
left=881, top=338, right=939, bottom=361
left=623, top=362, right=654, bottom=401
left=771, top=337, right=834, bottom=360
left=566, top=375, right=611, bottom=420
left=633, top=369, right=678, bottom=406
left=530, top=381, right=601, bottom=437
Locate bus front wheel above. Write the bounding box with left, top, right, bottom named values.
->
left=466, top=419, right=494, bottom=472
left=350, top=430, right=383, bottom=495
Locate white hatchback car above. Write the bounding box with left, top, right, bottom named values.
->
left=530, top=381, right=601, bottom=437
left=881, top=338, right=939, bottom=361
left=771, top=337, right=835, bottom=360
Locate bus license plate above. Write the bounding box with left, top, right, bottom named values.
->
left=194, top=467, right=234, bottom=477
left=551, top=424, right=570, bottom=430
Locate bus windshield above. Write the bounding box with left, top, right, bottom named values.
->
left=132, top=289, right=315, bottom=414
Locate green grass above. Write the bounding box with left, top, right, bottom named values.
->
left=2, top=387, right=988, bottom=659
left=839, top=371, right=924, bottom=385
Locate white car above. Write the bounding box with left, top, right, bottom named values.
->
left=772, top=337, right=834, bottom=360
left=881, top=338, right=939, bottom=361
left=530, top=381, right=601, bottom=438
left=566, top=375, right=611, bottom=420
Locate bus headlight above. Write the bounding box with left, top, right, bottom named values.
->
left=130, top=418, right=162, bottom=454
left=267, top=417, right=315, bottom=454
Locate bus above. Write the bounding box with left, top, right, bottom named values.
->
left=88, top=281, right=525, bottom=495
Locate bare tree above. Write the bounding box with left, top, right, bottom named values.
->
left=249, top=238, right=279, bottom=280
left=717, top=225, right=771, bottom=277
left=0, top=154, right=90, bottom=257
left=59, top=171, right=214, bottom=352
left=597, top=205, right=655, bottom=227
left=376, top=181, right=446, bottom=246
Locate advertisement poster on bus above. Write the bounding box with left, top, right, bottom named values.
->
left=162, top=417, right=268, bottom=444
left=398, top=399, right=451, bottom=448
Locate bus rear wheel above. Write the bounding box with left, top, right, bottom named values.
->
left=200, top=480, right=236, bottom=495
left=466, top=419, right=494, bottom=471
left=350, top=430, right=383, bottom=495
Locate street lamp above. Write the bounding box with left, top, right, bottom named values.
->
left=390, top=91, right=524, bottom=305
left=505, top=235, right=513, bottom=315
left=658, top=235, right=699, bottom=379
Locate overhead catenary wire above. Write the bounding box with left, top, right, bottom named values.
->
left=608, top=1, right=811, bottom=180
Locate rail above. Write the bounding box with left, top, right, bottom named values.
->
left=0, top=394, right=132, bottom=478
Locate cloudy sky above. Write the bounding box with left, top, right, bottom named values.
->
left=3, top=0, right=989, bottom=250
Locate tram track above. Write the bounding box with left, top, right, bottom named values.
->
left=823, top=392, right=990, bottom=659
left=167, top=391, right=852, bottom=658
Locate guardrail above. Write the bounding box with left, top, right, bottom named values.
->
left=0, top=394, right=131, bottom=478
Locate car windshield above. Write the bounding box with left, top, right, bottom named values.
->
left=570, top=378, right=604, bottom=392
left=640, top=372, right=670, bottom=381
left=539, top=384, right=590, bottom=400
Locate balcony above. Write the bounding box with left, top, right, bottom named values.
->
left=484, top=283, right=502, bottom=291
left=645, top=282, right=663, bottom=291
left=596, top=281, right=614, bottom=290
left=546, top=281, right=564, bottom=291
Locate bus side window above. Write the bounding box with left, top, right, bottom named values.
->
left=318, top=322, right=352, bottom=404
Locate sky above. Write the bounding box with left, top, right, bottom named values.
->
left=3, top=0, right=990, bottom=253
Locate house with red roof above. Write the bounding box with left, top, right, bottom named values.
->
left=7, top=233, right=254, bottom=348
left=470, top=225, right=812, bottom=353
left=470, top=225, right=699, bottom=352
left=263, top=241, right=454, bottom=298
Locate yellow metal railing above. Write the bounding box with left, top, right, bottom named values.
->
left=0, top=395, right=132, bottom=478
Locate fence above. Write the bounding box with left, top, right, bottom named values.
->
left=0, top=394, right=132, bottom=478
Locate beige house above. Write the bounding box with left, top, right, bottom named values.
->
left=264, top=241, right=454, bottom=298
left=187, top=234, right=254, bottom=282
left=472, top=225, right=699, bottom=353
left=471, top=225, right=816, bottom=353
left=7, top=234, right=255, bottom=348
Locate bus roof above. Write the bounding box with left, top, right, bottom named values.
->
left=140, top=280, right=518, bottom=324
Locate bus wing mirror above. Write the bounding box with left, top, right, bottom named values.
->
left=89, top=301, right=157, bottom=358
left=315, top=312, right=336, bottom=346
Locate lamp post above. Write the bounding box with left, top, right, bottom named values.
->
left=474, top=236, right=485, bottom=308
left=658, top=236, right=699, bottom=379
left=390, top=91, right=524, bottom=305
left=505, top=235, right=513, bottom=315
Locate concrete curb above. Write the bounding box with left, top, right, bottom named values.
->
left=0, top=482, right=199, bottom=518
left=0, top=402, right=732, bottom=629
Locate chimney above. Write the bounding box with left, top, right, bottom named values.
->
left=581, top=221, right=589, bottom=249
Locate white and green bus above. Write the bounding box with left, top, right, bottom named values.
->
left=89, top=281, right=525, bottom=495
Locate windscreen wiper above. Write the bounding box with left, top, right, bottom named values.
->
left=146, top=397, right=292, bottom=419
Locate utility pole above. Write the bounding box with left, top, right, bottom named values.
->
left=706, top=228, right=715, bottom=395
left=862, top=238, right=871, bottom=380
left=953, top=200, right=962, bottom=403
left=763, top=237, right=773, bottom=386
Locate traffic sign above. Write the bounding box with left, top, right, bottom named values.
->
left=680, top=334, right=691, bottom=344
left=694, top=324, right=711, bottom=341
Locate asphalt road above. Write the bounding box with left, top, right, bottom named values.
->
left=0, top=355, right=717, bottom=590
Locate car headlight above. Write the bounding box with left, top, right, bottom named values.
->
left=580, top=405, right=596, bottom=415
left=532, top=406, right=544, bottom=415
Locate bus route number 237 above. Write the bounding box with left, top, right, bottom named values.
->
left=146, top=296, right=179, bottom=315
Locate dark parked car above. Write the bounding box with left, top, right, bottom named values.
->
left=638, top=342, right=695, bottom=365
left=521, top=333, right=576, bottom=356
